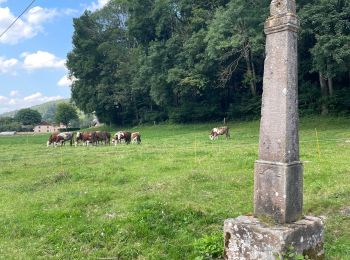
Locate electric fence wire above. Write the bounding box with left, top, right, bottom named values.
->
left=0, top=0, right=36, bottom=40
left=0, top=137, right=349, bottom=162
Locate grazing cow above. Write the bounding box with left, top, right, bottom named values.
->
left=47, top=133, right=64, bottom=147
left=47, top=132, right=73, bottom=147
left=58, top=132, right=74, bottom=146
left=95, top=131, right=111, bottom=145
left=75, top=131, right=97, bottom=146
left=112, top=131, right=122, bottom=145
left=209, top=126, right=230, bottom=140
left=113, top=131, right=131, bottom=145
left=131, top=132, right=141, bottom=144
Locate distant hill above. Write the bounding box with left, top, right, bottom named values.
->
left=0, top=99, right=95, bottom=127
left=0, top=99, right=70, bottom=122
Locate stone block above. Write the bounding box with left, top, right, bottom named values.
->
left=224, top=216, right=324, bottom=260
left=254, top=160, right=303, bottom=224
left=270, top=0, right=296, bottom=16
left=259, top=20, right=299, bottom=164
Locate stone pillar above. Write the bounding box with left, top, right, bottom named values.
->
left=224, top=1, right=324, bottom=259
left=254, top=0, right=302, bottom=224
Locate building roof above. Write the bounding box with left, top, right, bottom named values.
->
left=35, top=121, right=66, bottom=128
left=37, top=121, right=52, bottom=126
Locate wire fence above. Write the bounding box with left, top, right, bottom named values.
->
left=0, top=136, right=349, bottom=163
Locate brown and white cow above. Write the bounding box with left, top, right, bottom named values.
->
left=47, top=133, right=64, bottom=147
left=59, top=132, right=74, bottom=146
left=111, top=131, right=122, bottom=145
left=209, top=126, right=230, bottom=140
left=95, top=131, right=111, bottom=145
left=75, top=131, right=97, bottom=146
left=47, top=132, right=73, bottom=147
left=112, top=131, right=131, bottom=145
left=131, top=132, right=141, bottom=144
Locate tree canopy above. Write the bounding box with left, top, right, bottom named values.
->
left=55, top=103, right=79, bottom=127
left=14, top=108, right=42, bottom=126
left=0, top=117, right=21, bottom=132
left=67, top=0, right=350, bottom=125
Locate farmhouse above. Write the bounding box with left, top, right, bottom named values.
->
left=33, top=121, right=66, bottom=133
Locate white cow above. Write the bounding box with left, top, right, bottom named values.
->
left=209, top=126, right=230, bottom=140
left=131, top=132, right=141, bottom=144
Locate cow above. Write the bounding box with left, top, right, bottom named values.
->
left=47, top=132, right=73, bottom=147
left=58, top=132, right=74, bottom=146
left=113, top=131, right=131, bottom=145
left=131, top=132, right=141, bottom=144
left=47, top=133, right=64, bottom=147
left=112, top=131, right=123, bottom=145
left=209, top=126, right=230, bottom=140
left=112, top=131, right=122, bottom=145
left=75, top=131, right=97, bottom=146
left=95, top=131, right=111, bottom=145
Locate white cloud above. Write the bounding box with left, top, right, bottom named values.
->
left=24, top=6, right=58, bottom=25
left=23, top=92, right=62, bottom=104
left=22, top=51, right=65, bottom=70
left=0, top=5, right=71, bottom=45
left=0, top=92, right=64, bottom=114
left=0, top=51, right=65, bottom=74
left=10, top=90, right=19, bottom=97
left=23, top=92, right=42, bottom=101
left=86, top=0, right=110, bottom=11
left=0, top=56, right=18, bottom=73
left=62, top=8, right=79, bottom=16
left=57, top=75, right=74, bottom=87
left=0, top=95, right=8, bottom=102
left=0, top=7, right=37, bottom=44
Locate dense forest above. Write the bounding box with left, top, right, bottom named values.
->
left=66, top=0, right=350, bottom=125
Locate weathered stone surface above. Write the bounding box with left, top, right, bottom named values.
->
left=253, top=0, right=301, bottom=223
left=258, top=14, right=299, bottom=164
left=223, top=1, right=325, bottom=259
left=224, top=216, right=324, bottom=260
left=270, top=0, right=296, bottom=16
left=265, top=13, right=299, bottom=34
left=254, top=160, right=303, bottom=223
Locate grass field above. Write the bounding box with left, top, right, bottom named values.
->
left=0, top=116, right=349, bottom=259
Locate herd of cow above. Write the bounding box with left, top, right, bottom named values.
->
left=47, top=131, right=141, bottom=147
left=46, top=126, right=230, bottom=147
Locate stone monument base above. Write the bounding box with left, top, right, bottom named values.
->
left=224, top=215, right=324, bottom=260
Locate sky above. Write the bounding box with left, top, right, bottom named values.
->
left=0, top=0, right=110, bottom=114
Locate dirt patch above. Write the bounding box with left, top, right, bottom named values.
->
left=340, top=206, right=350, bottom=216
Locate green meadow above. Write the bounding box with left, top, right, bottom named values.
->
left=0, top=116, right=349, bottom=259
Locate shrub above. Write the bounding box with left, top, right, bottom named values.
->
left=193, top=233, right=223, bottom=259
left=0, top=121, right=21, bottom=132
left=227, top=95, right=261, bottom=120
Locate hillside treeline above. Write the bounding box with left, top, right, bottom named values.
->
left=67, top=0, right=350, bottom=125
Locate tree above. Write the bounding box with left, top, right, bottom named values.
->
left=206, top=0, right=269, bottom=96
left=300, top=0, right=350, bottom=114
left=67, top=1, right=137, bottom=124
left=55, top=103, right=79, bottom=127
left=66, top=0, right=350, bottom=123
left=14, top=108, right=42, bottom=125
left=0, top=117, right=21, bottom=131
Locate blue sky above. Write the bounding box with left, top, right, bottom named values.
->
left=0, top=0, right=110, bottom=114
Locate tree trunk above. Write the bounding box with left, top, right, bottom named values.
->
left=319, top=72, right=328, bottom=115
left=328, top=77, right=334, bottom=96
left=250, top=49, right=257, bottom=94
left=244, top=48, right=256, bottom=96
left=134, top=103, right=139, bottom=123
